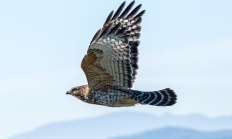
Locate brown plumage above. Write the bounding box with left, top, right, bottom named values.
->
left=66, top=1, right=177, bottom=107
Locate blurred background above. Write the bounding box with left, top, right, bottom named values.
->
left=1, top=0, right=232, bottom=139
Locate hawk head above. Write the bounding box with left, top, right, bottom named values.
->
left=66, top=85, right=89, bottom=101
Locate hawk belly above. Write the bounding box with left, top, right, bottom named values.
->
left=86, top=89, right=137, bottom=107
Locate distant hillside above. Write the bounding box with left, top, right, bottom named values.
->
left=112, top=127, right=232, bottom=139
left=9, top=112, right=232, bottom=139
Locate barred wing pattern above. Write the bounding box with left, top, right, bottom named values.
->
left=81, top=1, right=145, bottom=91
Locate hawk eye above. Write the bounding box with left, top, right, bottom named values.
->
left=72, top=88, right=77, bottom=92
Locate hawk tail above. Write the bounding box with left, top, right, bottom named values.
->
left=130, top=88, right=177, bottom=106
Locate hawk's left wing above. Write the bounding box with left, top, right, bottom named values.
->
left=81, top=1, right=145, bottom=91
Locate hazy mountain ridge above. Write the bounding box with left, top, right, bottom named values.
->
left=9, top=112, right=232, bottom=139
left=111, top=127, right=232, bottom=139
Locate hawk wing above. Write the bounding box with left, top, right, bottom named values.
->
left=81, top=1, right=145, bottom=91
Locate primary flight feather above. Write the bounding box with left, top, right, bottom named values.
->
left=66, top=1, right=177, bottom=107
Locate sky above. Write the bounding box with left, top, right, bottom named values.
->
left=1, top=0, right=232, bottom=138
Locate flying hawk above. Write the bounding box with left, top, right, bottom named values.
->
left=66, top=1, right=177, bottom=107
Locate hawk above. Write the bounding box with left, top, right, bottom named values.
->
left=66, top=1, right=177, bottom=107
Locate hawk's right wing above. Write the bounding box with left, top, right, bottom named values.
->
left=81, top=1, right=145, bottom=91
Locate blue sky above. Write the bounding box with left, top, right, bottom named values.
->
left=1, top=0, right=232, bottom=138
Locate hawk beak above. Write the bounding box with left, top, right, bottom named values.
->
left=66, top=91, right=70, bottom=95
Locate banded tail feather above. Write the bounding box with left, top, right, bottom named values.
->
left=130, top=88, right=177, bottom=106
